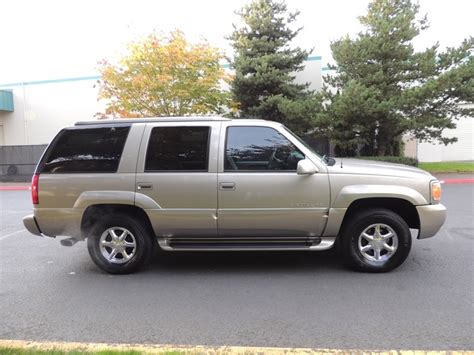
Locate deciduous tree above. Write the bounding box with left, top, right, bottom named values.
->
left=98, top=30, right=231, bottom=118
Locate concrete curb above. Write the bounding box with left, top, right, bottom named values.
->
left=0, top=339, right=472, bottom=355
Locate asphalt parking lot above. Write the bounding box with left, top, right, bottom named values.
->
left=0, top=185, right=473, bottom=350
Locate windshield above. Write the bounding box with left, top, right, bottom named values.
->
left=283, top=126, right=323, bottom=160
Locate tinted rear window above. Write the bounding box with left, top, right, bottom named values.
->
left=40, top=126, right=130, bottom=173
left=145, top=126, right=210, bottom=171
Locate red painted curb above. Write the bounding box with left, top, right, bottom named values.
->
left=0, top=186, right=30, bottom=191
left=441, top=178, right=474, bottom=185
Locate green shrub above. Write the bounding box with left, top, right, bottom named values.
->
left=358, top=156, right=418, bottom=166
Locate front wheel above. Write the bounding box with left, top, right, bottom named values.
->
left=340, top=208, right=412, bottom=273
left=87, top=214, right=153, bottom=274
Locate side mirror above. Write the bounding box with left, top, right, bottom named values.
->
left=297, top=159, right=318, bottom=175
left=326, top=157, right=337, bottom=166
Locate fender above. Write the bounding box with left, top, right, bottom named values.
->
left=135, top=192, right=161, bottom=209
left=332, top=184, right=428, bottom=208
left=323, top=184, right=427, bottom=237
left=73, top=191, right=161, bottom=209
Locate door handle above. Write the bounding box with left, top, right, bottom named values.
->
left=137, top=183, right=153, bottom=190
left=219, top=182, right=236, bottom=190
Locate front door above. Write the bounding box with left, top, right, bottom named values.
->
left=136, top=122, right=220, bottom=237
left=217, top=124, right=330, bottom=237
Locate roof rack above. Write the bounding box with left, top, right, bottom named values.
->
left=75, top=116, right=231, bottom=126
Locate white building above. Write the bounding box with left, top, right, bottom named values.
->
left=416, top=105, right=473, bottom=162
left=0, top=77, right=103, bottom=146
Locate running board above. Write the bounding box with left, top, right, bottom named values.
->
left=157, top=237, right=336, bottom=251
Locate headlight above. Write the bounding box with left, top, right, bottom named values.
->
left=430, top=180, right=442, bottom=203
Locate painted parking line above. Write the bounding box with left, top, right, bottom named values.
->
left=0, top=229, right=27, bottom=241
left=0, top=339, right=472, bottom=355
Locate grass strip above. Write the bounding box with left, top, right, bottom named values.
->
left=418, top=162, right=474, bottom=173
left=0, top=348, right=183, bottom=355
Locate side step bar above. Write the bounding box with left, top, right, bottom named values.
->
left=158, top=237, right=336, bottom=251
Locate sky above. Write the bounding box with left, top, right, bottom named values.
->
left=0, top=0, right=472, bottom=84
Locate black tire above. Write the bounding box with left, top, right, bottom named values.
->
left=340, top=208, right=411, bottom=273
left=87, top=213, right=153, bottom=274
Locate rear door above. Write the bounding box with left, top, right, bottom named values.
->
left=135, top=121, right=220, bottom=237
left=217, top=122, right=330, bottom=238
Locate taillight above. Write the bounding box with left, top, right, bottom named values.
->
left=32, top=173, right=39, bottom=205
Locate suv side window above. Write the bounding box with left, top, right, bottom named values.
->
left=225, top=126, right=304, bottom=171
left=40, top=126, right=130, bottom=173
left=145, top=126, right=210, bottom=172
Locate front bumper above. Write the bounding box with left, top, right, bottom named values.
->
left=416, top=203, right=447, bottom=239
left=22, top=214, right=43, bottom=236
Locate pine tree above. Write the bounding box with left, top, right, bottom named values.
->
left=323, top=0, right=473, bottom=156
left=229, top=0, right=321, bottom=134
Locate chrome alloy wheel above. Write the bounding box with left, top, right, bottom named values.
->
left=99, top=227, right=137, bottom=264
left=358, top=223, right=398, bottom=264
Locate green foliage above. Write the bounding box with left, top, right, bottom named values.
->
left=359, top=156, right=418, bottom=166
left=98, top=30, right=231, bottom=118
left=228, top=0, right=323, bottom=134
left=321, top=0, right=474, bottom=156
left=418, top=162, right=474, bottom=173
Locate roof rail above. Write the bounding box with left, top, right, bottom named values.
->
left=75, top=116, right=231, bottom=126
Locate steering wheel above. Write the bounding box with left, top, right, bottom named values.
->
left=268, top=148, right=283, bottom=169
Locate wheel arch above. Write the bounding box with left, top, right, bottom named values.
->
left=340, top=197, right=420, bottom=233
left=81, top=204, right=154, bottom=240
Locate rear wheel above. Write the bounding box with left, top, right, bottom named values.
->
left=87, top=214, right=153, bottom=274
left=341, top=208, right=411, bottom=272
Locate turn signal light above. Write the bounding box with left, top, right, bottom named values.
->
left=431, top=181, right=442, bottom=202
